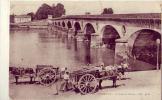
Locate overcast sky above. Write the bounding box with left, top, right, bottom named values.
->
left=10, top=0, right=161, bottom=15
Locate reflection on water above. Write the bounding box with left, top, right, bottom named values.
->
left=10, top=29, right=156, bottom=71
left=10, top=29, right=115, bottom=70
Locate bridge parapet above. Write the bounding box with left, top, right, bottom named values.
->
left=52, top=13, right=161, bottom=20
left=51, top=13, right=161, bottom=29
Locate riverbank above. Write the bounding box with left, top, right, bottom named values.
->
left=10, top=20, right=48, bottom=29
left=9, top=70, right=161, bottom=100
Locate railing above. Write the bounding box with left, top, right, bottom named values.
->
left=52, top=13, right=161, bottom=29
left=52, top=13, right=161, bottom=20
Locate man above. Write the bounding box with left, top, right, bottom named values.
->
left=121, top=62, right=129, bottom=79
left=63, top=71, right=70, bottom=92
left=53, top=67, right=60, bottom=95
left=98, top=63, right=105, bottom=89
left=105, top=65, right=117, bottom=87
left=60, top=67, right=70, bottom=92
left=117, top=64, right=123, bottom=80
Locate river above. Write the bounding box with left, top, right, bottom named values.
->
left=10, top=28, right=156, bottom=71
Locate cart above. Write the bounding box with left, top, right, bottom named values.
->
left=35, top=65, right=59, bottom=86
left=68, top=66, right=119, bottom=94
left=10, top=65, right=59, bottom=86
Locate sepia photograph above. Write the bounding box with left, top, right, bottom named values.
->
left=9, top=1, right=161, bottom=100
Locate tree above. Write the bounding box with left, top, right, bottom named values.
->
left=101, top=8, right=113, bottom=14
left=34, top=3, right=66, bottom=20
left=54, top=3, right=65, bottom=17
left=35, top=3, right=53, bottom=20
left=102, top=8, right=108, bottom=14
left=51, top=4, right=56, bottom=17
left=107, top=8, right=113, bottom=14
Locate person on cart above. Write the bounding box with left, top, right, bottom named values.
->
left=117, top=62, right=129, bottom=79
left=121, top=62, right=129, bottom=78
left=105, top=65, right=117, bottom=88
left=97, top=62, right=105, bottom=89
left=116, top=64, right=123, bottom=80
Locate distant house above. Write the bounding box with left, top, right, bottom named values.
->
left=48, top=15, right=53, bottom=19
left=85, top=12, right=91, bottom=15
left=14, top=15, right=31, bottom=23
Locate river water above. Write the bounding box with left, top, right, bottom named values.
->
left=10, top=29, right=156, bottom=71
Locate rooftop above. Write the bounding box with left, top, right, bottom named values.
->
left=14, top=15, right=31, bottom=18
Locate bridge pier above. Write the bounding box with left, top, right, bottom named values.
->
left=90, top=33, right=102, bottom=45
left=115, top=39, right=128, bottom=64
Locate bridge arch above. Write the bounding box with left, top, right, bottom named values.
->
left=67, top=21, right=72, bottom=29
left=74, top=22, right=81, bottom=35
left=74, top=22, right=81, bottom=31
left=62, top=21, right=65, bottom=27
left=58, top=22, right=61, bottom=26
left=128, top=29, right=161, bottom=67
left=101, top=25, right=120, bottom=49
left=55, top=22, right=57, bottom=25
left=83, top=23, right=96, bottom=41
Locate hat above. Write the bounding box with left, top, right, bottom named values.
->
left=60, top=67, right=65, bottom=71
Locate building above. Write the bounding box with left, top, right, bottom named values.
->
left=85, top=12, right=91, bottom=15
left=48, top=15, right=53, bottom=19
left=14, top=15, right=31, bottom=23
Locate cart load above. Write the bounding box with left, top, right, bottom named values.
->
left=68, top=66, right=119, bottom=94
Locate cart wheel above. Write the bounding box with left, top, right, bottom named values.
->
left=38, top=68, right=57, bottom=86
left=78, top=74, right=97, bottom=94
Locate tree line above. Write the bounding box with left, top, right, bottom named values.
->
left=101, top=8, right=113, bottom=14
left=10, top=2, right=114, bottom=22
left=10, top=3, right=66, bottom=22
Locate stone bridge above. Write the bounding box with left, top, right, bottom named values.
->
left=49, top=13, right=161, bottom=68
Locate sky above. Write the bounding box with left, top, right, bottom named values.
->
left=10, top=0, right=162, bottom=15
